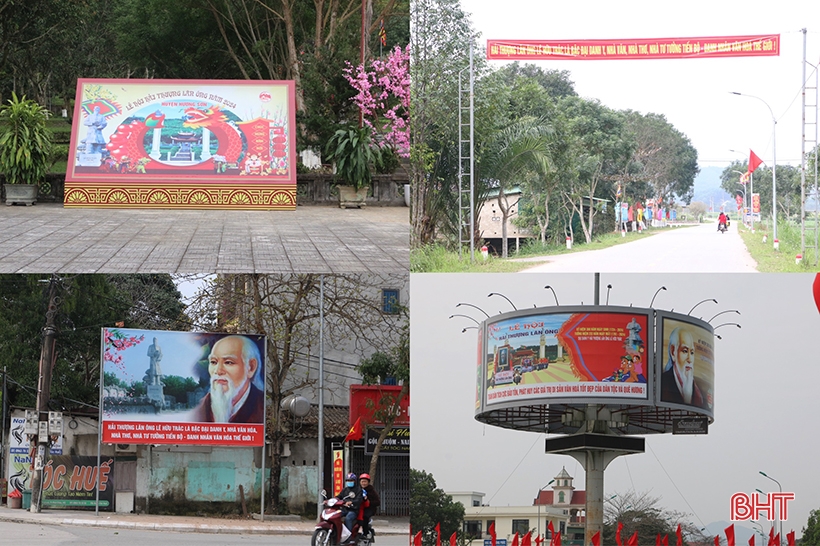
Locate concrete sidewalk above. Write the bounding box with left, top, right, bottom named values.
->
left=0, top=204, right=409, bottom=274
left=0, top=504, right=410, bottom=535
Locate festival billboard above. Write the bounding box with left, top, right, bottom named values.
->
left=655, top=312, right=715, bottom=418
left=66, top=79, right=297, bottom=209
left=479, top=307, right=652, bottom=409
left=487, top=34, right=780, bottom=60
left=101, top=328, right=266, bottom=446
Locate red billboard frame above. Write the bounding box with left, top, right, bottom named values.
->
left=349, top=384, right=410, bottom=427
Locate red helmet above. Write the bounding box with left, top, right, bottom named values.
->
left=359, top=473, right=371, bottom=481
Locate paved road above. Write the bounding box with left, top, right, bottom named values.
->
left=519, top=222, right=758, bottom=273
left=0, top=204, right=409, bottom=274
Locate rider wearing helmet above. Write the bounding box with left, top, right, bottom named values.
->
left=337, top=473, right=363, bottom=542
left=718, top=211, right=727, bottom=231
left=358, top=473, right=380, bottom=539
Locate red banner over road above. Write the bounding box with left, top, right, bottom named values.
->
left=487, top=35, right=779, bottom=60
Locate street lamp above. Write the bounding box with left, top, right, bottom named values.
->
left=760, top=471, right=783, bottom=545
left=537, top=479, right=555, bottom=541
left=730, top=92, right=777, bottom=247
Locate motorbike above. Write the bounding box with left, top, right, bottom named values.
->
left=718, top=222, right=727, bottom=234
left=312, top=491, right=375, bottom=546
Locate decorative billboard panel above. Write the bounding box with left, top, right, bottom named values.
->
left=481, top=307, right=652, bottom=407
left=487, top=35, right=780, bottom=60
left=101, top=328, right=266, bottom=446
left=66, top=79, right=296, bottom=209
left=655, top=313, right=715, bottom=418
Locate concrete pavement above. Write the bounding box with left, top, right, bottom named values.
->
left=0, top=204, right=409, bottom=274
left=0, top=504, right=410, bottom=535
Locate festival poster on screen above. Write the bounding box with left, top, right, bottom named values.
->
left=484, top=311, right=650, bottom=406
left=101, top=328, right=266, bottom=447
left=65, top=79, right=297, bottom=209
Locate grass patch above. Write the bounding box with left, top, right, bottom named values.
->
left=739, top=221, right=820, bottom=272
left=411, top=224, right=695, bottom=272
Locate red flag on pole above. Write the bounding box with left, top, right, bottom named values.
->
left=676, top=524, right=683, bottom=546
left=489, top=522, right=496, bottom=546
left=627, top=532, right=639, bottom=546
left=657, top=534, right=662, bottom=546
left=522, top=531, right=532, bottom=546
left=591, top=531, right=601, bottom=546
left=768, top=527, right=775, bottom=546
left=773, top=533, right=780, bottom=546
left=726, top=523, right=736, bottom=546
left=616, top=522, right=624, bottom=546
left=748, top=150, right=764, bottom=174
left=786, top=531, right=795, bottom=546
left=450, top=532, right=458, bottom=546
left=535, top=535, right=543, bottom=546
left=512, top=532, right=520, bottom=546
left=749, top=534, right=755, bottom=546
left=344, top=417, right=363, bottom=441
left=663, top=535, right=669, bottom=546
left=715, top=536, right=720, bottom=546
left=553, top=532, right=561, bottom=546
left=436, top=523, right=441, bottom=546
left=414, top=531, right=423, bottom=546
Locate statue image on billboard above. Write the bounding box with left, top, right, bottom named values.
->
left=483, top=309, right=650, bottom=406
left=658, top=317, right=714, bottom=415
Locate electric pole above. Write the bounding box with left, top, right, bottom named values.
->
left=29, top=275, right=59, bottom=513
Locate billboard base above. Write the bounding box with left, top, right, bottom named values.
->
left=63, top=184, right=296, bottom=210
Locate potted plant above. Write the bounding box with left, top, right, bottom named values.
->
left=324, top=126, right=381, bottom=208
left=0, top=93, right=53, bottom=206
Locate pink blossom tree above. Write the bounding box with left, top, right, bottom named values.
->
left=343, top=44, right=410, bottom=157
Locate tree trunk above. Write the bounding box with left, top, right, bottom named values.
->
left=497, top=190, right=511, bottom=258
left=281, top=0, right=305, bottom=111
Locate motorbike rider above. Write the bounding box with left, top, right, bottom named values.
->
left=337, top=473, right=363, bottom=544
left=718, top=211, right=727, bottom=231
left=358, top=473, right=380, bottom=539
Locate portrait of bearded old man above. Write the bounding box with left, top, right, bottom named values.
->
left=191, top=335, right=265, bottom=423
left=660, top=327, right=708, bottom=410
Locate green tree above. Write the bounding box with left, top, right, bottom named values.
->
left=410, top=468, right=465, bottom=546
left=0, top=274, right=187, bottom=411
left=802, top=508, right=820, bottom=545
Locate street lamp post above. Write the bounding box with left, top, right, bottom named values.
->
left=731, top=92, right=777, bottom=247
left=759, top=471, right=783, bottom=545
left=537, top=479, right=555, bottom=541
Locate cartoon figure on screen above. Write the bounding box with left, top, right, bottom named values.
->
left=660, top=327, right=707, bottom=409
left=191, top=335, right=265, bottom=423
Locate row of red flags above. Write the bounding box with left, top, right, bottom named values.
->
left=411, top=522, right=796, bottom=546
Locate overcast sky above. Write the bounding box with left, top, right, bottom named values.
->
left=410, top=273, right=820, bottom=536
left=460, top=0, right=820, bottom=169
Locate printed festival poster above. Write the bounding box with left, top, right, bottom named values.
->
left=65, top=79, right=297, bottom=209
left=485, top=311, right=650, bottom=405
left=658, top=317, right=715, bottom=415
left=102, top=328, right=266, bottom=446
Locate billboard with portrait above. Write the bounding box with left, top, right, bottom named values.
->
left=66, top=79, right=297, bottom=209
left=479, top=307, right=652, bottom=409
left=655, top=312, right=715, bottom=418
left=101, top=328, right=266, bottom=446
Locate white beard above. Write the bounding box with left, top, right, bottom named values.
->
left=680, top=367, right=694, bottom=404
left=210, top=378, right=237, bottom=422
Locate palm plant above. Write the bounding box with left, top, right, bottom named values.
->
left=0, top=93, right=53, bottom=186
left=324, top=125, right=382, bottom=190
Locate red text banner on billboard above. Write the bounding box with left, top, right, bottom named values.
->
left=349, top=385, right=409, bottom=427
left=482, top=307, right=652, bottom=406
left=655, top=313, right=715, bottom=418
left=332, top=449, right=344, bottom=497
left=487, top=35, right=779, bottom=60
left=66, top=79, right=297, bottom=209
left=101, top=328, right=266, bottom=446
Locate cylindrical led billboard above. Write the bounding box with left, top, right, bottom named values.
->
left=655, top=312, right=715, bottom=419
left=101, top=328, right=266, bottom=446
left=476, top=306, right=653, bottom=413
